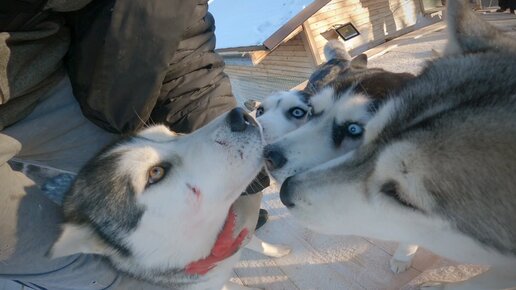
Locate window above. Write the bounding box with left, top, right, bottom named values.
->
left=334, top=23, right=360, bottom=41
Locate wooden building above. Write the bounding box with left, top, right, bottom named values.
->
left=210, top=0, right=445, bottom=103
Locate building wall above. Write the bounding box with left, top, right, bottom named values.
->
left=224, top=0, right=437, bottom=103
left=305, top=0, right=431, bottom=61
left=224, top=33, right=315, bottom=104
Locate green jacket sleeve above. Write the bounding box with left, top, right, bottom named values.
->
left=149, top=5, right=238, bottom=134
left=66, top=0, right=197, bottom=133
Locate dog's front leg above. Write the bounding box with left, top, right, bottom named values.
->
left=222, top=281, right=262, bottom=290
left=245, top=235, right=291, bottom=258
left=390, top=243, right=418, bottom=273
left=420, top=267, right=516, bottom=290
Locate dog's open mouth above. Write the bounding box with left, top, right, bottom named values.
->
left=185, top=206, right=249, bottom=275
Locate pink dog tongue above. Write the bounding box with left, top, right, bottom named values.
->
left=185, top=208, right=249, bottom=275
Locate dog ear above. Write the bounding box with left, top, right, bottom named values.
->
left=444, top=0, right=516, bottom=55
left=48, top=224, right=109, bottom=258
left=324, top=40, right=351, bottom=61
left=138, top=124, right=178, bottom=141
left=310, top=87, right=335, bottom=115
left=350, top=54, right=368, bottom=69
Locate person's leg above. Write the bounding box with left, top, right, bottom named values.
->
left=2, top=78, right=117, bottom=173
left=0, top=147, right=114, bottom=290
left=0, top=78, right=169, bottom=290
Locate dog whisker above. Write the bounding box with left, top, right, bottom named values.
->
left=133, top=109, right=150, bottom=128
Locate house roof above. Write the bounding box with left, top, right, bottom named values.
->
left=209, top=0, right=330, bottom=51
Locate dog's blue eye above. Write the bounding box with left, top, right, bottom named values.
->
left=256, top=106, right=264, bottom=117
left=290, top=108, right=306, bottom=119
left=347, top=123, right=363, bottom=136
left=333, top=121, right=364, bottom=147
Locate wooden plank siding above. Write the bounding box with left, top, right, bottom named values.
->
left=222, top=0, right=434, bottom=104
left=224, top=33, right=315, bottom=104
left=304, top=0, right=426, bottom=62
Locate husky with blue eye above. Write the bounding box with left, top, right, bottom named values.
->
left=247, top=39, right=370, bottom=144
left=249, top=38, right=412, bottom=142
left=250, top=90, right=313, bottom=143
left=264, top=89, right=418, bottom=275
left=273, top=1, right=516, bottom=289
left=263, top=41, right=416, bottom=274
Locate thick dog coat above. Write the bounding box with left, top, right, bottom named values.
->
left=50, top=108, right=265, bottom=290
left=278, top=1, right=516, bottom=289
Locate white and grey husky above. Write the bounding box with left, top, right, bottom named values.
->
left=243, top=40, right=352, bottom=144
left=264, top=88, right=420, bottom=273
left=272, top=1, right=516, bottom=289
left=250, top=90, right=313, bottom=144
left=264, top=41, right=417, bottom=274
left=49, top=108, right=272, bottom=290
left=255, top=39, right=412, bottom=150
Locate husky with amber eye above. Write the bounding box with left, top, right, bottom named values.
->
left=50, top=108, right=269, bottom=290
left=276, top=1, right=516, bottom=289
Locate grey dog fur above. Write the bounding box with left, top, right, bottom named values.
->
left=284, top=0, right=516, bottom=256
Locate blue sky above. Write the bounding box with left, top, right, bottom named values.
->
left=209, top=0, right=314, bottom=49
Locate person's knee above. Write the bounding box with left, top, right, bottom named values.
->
left=9, top=254, right=121, bottom=290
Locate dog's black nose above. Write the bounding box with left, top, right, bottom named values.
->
left=263, top=145, right=287, bottom=170
left=280, top=176, right=295, bottom=208
left=227, top=107, right=257, bottom=132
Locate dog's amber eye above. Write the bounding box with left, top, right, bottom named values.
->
left=148, top=166, right=165, bottom=184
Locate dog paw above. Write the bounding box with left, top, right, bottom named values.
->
left=419, top=281, right=445, bottom=290
left=389, top=257, right=411, bottom=273
left=263, top=244, right=291, bottom=258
